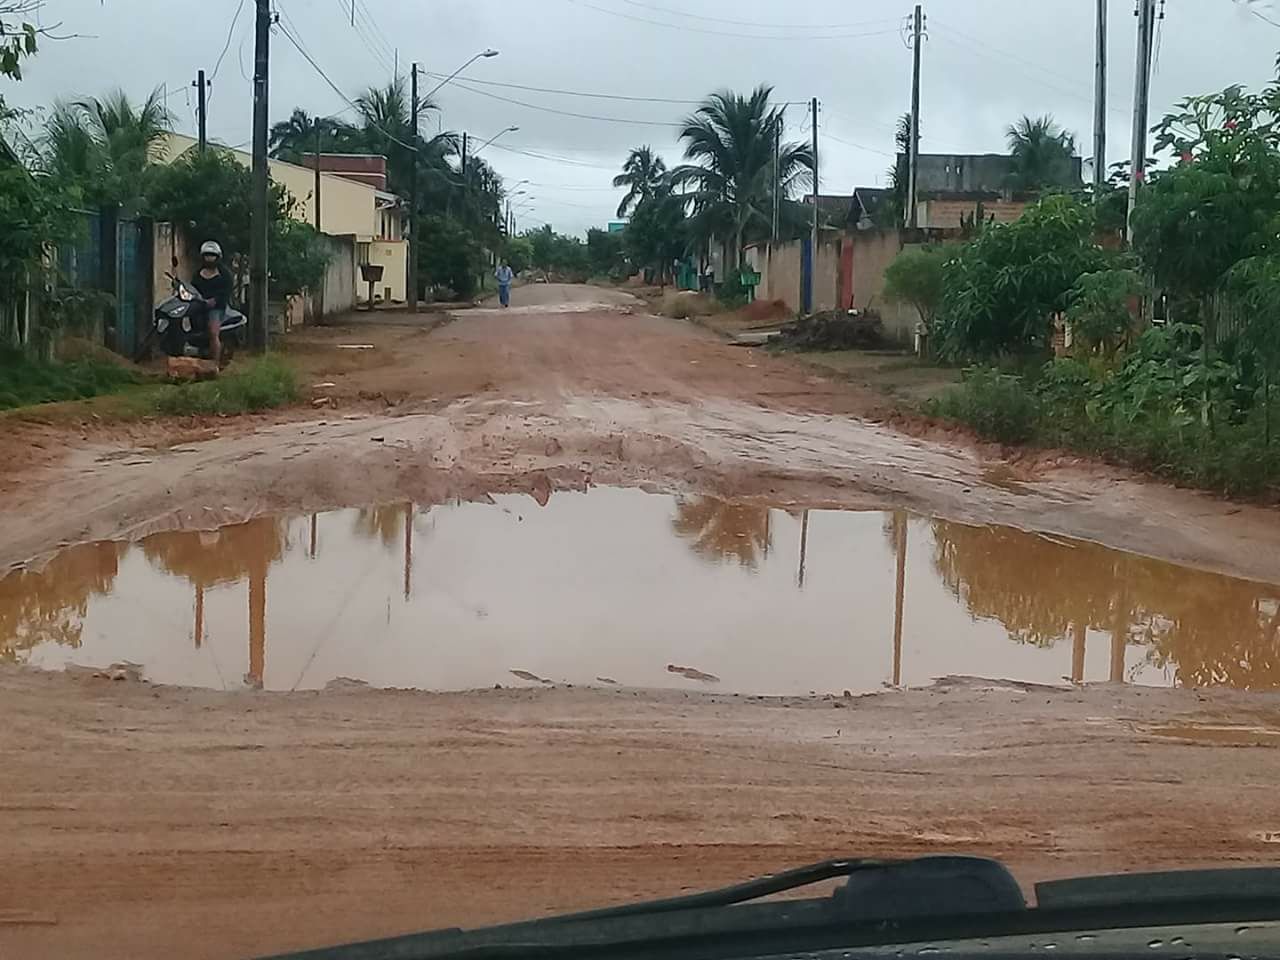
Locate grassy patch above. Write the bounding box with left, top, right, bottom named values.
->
left=0, top=348, right=143, bottom=410
left=151, top=354, right=299, bottom=416
left=926, top=360, right=1280, bottom=497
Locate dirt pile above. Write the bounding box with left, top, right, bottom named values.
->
left=661, top=291, right=720, bottom=320
left=775, top=310, right=887, bottom=351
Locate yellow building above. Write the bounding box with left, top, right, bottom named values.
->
left=158, top=133, right=408, bottom=306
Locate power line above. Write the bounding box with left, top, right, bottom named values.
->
left=822, top=129, right=895, bottom=158
left=275, top=20, right=418, bottom=152
left=487, top=141, right=620, bottom=170
left=564, top=0, right=901, bottom=42
left=210, top=0, right=247, bottom=83
left=446, top=78, right=681, bottom=127
left=355, top=0, right=397, bottom=63
left=329, top=0, right=393, bottom=74
left=933, top=28, right=1129, bottom=119
left=612, top=0, right=899, bottom=32
left=423, top=72, right=703, bottom=105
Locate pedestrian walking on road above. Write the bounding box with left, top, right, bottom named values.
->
left=495, top=261, right=515, bottom=308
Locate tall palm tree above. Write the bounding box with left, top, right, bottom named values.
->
left=613, top=145, right=667, bottom=218
left=1006, top=114, right=1078, bottom=193
left=881, top=111, right=913, bottom=227
left=669, top=86, right=813, bottom=270
left=268, top=108, right=361, bottom=163
left=42, top=88, right=172, bottom=207
left=355, top=79, right=443, bottom=195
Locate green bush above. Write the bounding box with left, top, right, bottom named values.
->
left=153, top=355, right=297, bottom=416
left=0, top=348, right=141, bottom=410
left=926, top=367, right=1039, bottom=443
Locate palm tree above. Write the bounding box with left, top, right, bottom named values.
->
left=355, top=79, right=444, bottom=195
left=42, top=88, right=172, bottom=208
left=669, top=86, right=813, bottom=270
left=1005, top=114, right=1078, bottom=193
left=881, top=112, right=913, bottom=227
left=268, top=108, right=361, bottom=163
left=613, top=146, right=667, bottom=219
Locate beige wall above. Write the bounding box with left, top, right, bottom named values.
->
left=359, top=240, right=408, bottom=304
left=160, top=133, right=378, bottom=238
left=751, top=237, right=840, bottom=314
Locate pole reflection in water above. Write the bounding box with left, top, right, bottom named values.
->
left=3, top=490, right=1279, bottom=695
left=892, top=511, right=908, bottom=688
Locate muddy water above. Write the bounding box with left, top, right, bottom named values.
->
left=2, top=487, right=1277, bottom=694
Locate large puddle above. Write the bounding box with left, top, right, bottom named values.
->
left=2, top=487, right=1278, bottom=694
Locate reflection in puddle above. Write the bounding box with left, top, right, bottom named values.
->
left=2, top=487, right=1278, bottom=695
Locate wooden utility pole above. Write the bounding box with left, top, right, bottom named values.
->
left=808, top=96, right=819, bottom=313
left=1093, top=0, right=1108, bottom=193
left=195, top=70, right=208, bottom=153
left=249, top=0, right=271, bottom=350
left=408, top=63, right=420, bottom=313
left=1126, top=0, right=1157, bottom=242
left=907, top=3, right=923, bottom=229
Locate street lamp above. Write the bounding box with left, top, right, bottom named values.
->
left=476, top=125, right=519, bottom=154
left=423, top=48, right=499, bottom=104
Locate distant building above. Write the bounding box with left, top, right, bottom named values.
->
left=910, top=152, right=1083, bottom=230
left=157, top=133, right=408, bottom=306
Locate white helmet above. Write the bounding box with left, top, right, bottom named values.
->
left=200, top=240, right=223, bottom=258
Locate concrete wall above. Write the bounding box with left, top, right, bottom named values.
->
left=306, top=234, right=357, bottom=321
left=750, top=236, right=844, bottom=314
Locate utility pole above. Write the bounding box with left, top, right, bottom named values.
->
left=809, top=96, right=819, bottom=313
left=907, top=3, right=923, bottom=229
left=1126, top=0, right=1158, bottom=243
left=408, top=63, right=420, bottom=313
left=249, top=0, right=271, bottom=351
left=461, top=131, right=468, bottom=177
left=313, top=125, right=322, bottom=231
left=194, top=70, right=208, bottom=153
left=1093, top=0, right=1108, bottom=193
left=771, top=109, right=782, bottom=245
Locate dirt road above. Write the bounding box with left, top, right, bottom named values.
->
left=3, top=285, right=1280, bottom=959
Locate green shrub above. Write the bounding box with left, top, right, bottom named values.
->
left=153, top=355, right=298, bottom=416
left=0, top=348, right=141, bottom=410
left=926, top=367, right=1039, bottom=443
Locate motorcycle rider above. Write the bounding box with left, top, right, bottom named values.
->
left=191, top=240, right=232, bottom=365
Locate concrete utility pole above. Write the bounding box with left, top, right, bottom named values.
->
left=194, top=70, right=208, bottom=153
left=1093, top=0, right=1108, bottom=193
left=809, top=96, right=819, bottom=312
left=249, top=0, right=271, bottom=350
left=1126, top=0, right=1158, bottom=243
left=461, top=131, right=468, bottom=177
left=907, top=3, right=923, bottom=229
left=313, top=126, right=322, bottom=231
left=408, top=63, right=420, bottom=313
left=772, top=109, right=782, bottom=245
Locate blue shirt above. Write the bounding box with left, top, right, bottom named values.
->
left=496, top=266, right=514, bottom=286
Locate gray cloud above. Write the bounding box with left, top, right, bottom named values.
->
left=8, top=0, right=1279, bottom=234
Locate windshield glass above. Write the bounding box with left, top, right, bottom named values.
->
left=1, top=2, right=1279, bottom=960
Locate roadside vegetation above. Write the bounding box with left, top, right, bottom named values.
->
left=899, top=78, right=1280, bottom=497
left=150, top=354, right=298, bottom=416
left=0, top=346, right=141, bottom=410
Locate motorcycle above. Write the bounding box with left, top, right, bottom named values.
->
left=149, top=273, right=247, bottom=365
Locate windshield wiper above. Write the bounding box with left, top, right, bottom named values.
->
left=258, top=855, right=1280, bottom=960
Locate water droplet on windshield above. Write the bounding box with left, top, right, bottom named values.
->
left=1236, top=926, right=1252, bottom=935
left=1075, top=935, right=1097, bottom=943
left=1169, top=937, right=1185, bottom=946
left=1148, top=940, right=1164, bottom=949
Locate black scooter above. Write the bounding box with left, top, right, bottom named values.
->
left=149, top=273, right=248, bottom=365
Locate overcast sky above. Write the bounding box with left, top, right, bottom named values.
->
left=7, top=0, right=1280, bottom=235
